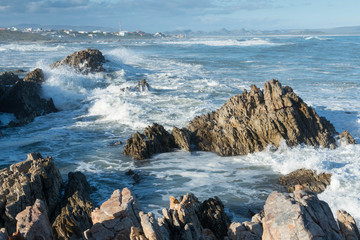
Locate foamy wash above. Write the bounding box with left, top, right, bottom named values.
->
left=0, top=36, right=359, bottom=224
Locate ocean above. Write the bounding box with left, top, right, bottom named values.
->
left=0, top=35, right=359, bottom=223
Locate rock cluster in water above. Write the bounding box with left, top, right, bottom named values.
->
left=124, top=79, right=357, bottom=160
left=50, top=48, right=105, bottom=73
left=1, top=154, right=359, bottom=240
left=0, top=69, right=57, bottom=126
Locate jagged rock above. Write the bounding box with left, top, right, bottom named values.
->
left=0, top=228, right=8, bottom=240
left=52, top=172, right=93, bottom=240
left=338, top=130, right=357, bottom=145
left=337, top=210, right=360, bottom=240
left=51, top=48, right=105, bottom=73
left=200, top=197, right=231, bottom=239
left=130, top=227, right=148, bottom=240
left=278, top=168, right=331, bottom=194
left=262, top=187, right=343, bottom=240
left=137, top=79, right=150, bottom=92
left=15, top=199, right=54, bottom=240
left=227, top=213, right=263, bottom=240
left=0, top=71, right=57, bottom=124
left=84, top=188, right=142, bottom=240
left=0, top=153, right=63, bottom=234
left=123, top=123, right=176, bottom=160
left=188, top=79, right=337, bottom=156
left=23, top=68, right=44, bottom=83
left=172, top=127, right=192, bottom=151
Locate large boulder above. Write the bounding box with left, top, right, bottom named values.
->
left=51, top=48, right=105, bottom=73
left=188, top=79, right=337, bottom=156
left=278, top=168, right=332, bottom=194
left=52, top=172, right=93, bottom=240
left=262, top=186, right=343, bottom=240
left=15, top=199, right=54, bottom=240
left=123, top=123, right=176, bottom=160
left=0, top=153, right=63, bottom=234
left=0, top=70, right=57, bottom=124
left=84, top=188, right=142, bottom=240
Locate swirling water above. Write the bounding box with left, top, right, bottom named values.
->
left=0, top=36, right=360, bottom=223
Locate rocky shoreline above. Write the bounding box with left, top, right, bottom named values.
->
left=0, top=153, right=359, bottom=240
left=0, top=49, right=359, bottom=239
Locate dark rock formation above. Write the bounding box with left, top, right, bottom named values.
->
left=0, top=228, right=8, bottom=240
left=278, top=168, right=332, bottom=194
left=15, top=199, right=54, bottom=240
left=123, top=123, right=176, bottom=160
left=52, top=172, right=93, bottom=240
left=23, top=68, right=44, bottom=83
left=262, top=186, right=343, bottom=240
left=188, top=79, right=337, bottom=156
left=51, top=48, right=105, bottom=73
left=0, top=70, right=57, bottom=124
left=338, top=130, right=357, bottom=145
left=0, top=153, right=63, bottom=234
left=124, top=80, right=339, bottom=160
left=337, top=210, right=360, bottom=240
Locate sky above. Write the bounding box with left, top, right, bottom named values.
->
left=0, top=0, right=360, bottom=32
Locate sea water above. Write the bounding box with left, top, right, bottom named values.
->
left=0, top=36, right=360, bottom=223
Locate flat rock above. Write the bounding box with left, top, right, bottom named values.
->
left=51, top=48, right=105, bottom=73
left=123, top=123, right=176, bottom=160
left=262, top=188, right=343, bottom=240
left=278, top=168, right=331, bottom=193
left=0, top=153, right=63, bottom=234
left=15, top=199, right=54, bottom=240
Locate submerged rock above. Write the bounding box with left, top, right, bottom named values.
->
left=262, top=187, right=343, bottom=240
left=15, top=199, right=54, bottom=240
left=51, top=48, right=105, bottom=73
left=337, top=210, right=360, bottom=240
left=278, top=168, right=331, bottom=193
left=0, top=70, right=57, bottom=124
left=0, top=153, right=63, bottom=234
left=338, top=130, right=357, bottom=145
left=123, top=123, right=176, bottom=160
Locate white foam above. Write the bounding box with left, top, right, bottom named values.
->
left=162, top=38, right=279, bottom=47
left=0, top=43, right=65, bottom=52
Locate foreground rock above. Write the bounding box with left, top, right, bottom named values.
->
left=124, top=79, right=345, bottom=160
left=123, top=123, right=176, bottom=160
left=0, top=153, right=63, bottom=234
left=337, top=210, right=360, bottom=240
left=15, top=199, right=54, bottom=240
left=262, top=186, right=343, bottom=240
left=227, top=213, right=263, bottom=240
left=278, top=168, right=332, bottom=193
left=52, top=172, right=93, bottom=239
left=0, top=70, right=57, bottom=124
left=51, top=48, right=105, bottom=73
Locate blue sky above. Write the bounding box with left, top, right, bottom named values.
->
left=1, top=0, right=360, bottom=32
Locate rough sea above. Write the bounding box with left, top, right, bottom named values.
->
left=0, top=36, right=359, bottom=223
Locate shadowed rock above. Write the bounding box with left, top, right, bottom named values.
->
left=51, top=48, right=105, bottom=73
left=262, top=187, right=343, bottom=240
left=123, top=123, right=176, bottom=160
left=0, top=153, right=63, bottom=234
left=278, top=168, right=331, bottom=194
left=337, top=210, right=360, bottom=240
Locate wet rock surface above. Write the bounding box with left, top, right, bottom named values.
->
left=124, top=80, right=343, bottom=160
left=0, top=70, right=57, bottom=124
left=51, top=48, right=105, bottom=73
left=278, top=168, right=332, bottom=194
left=262, top=187, right=343, bottom=240
left=123, top=123, right=176, bottom=160
left=338, top=130, right=357, bottom=145
left=0, top=153, right=63, bottom=234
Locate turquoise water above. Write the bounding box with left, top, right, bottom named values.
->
left=0, top=36, right=359, bottom=222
